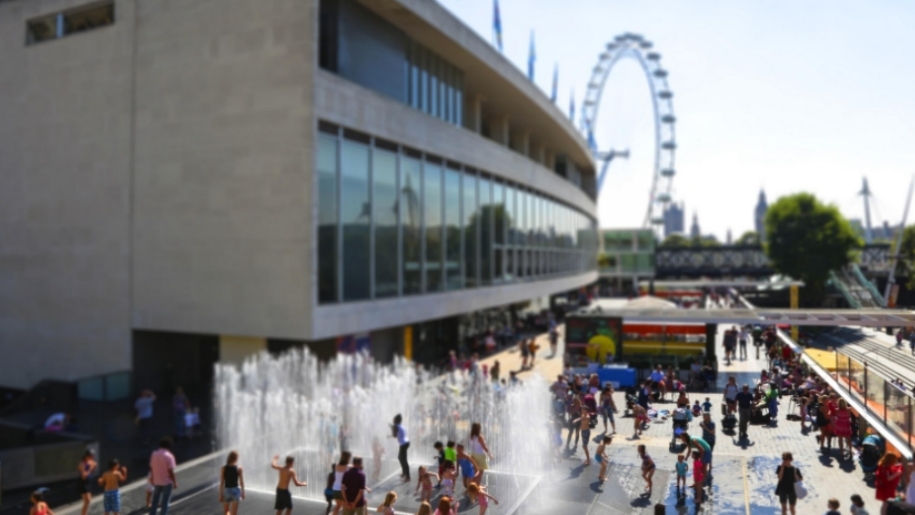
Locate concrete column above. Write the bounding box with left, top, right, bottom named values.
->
left=511, top=129, right=530, bottom=156
left=465, top=94, right=484, bottom=134
left=531, top=142, right=546, bottom=165
left=489, top=114, right=510, bottom=146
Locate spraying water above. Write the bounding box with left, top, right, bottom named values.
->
left=214, top=349, right=554, bottom=498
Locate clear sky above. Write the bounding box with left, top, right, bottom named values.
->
left=437, top=0, right=913, bottom=239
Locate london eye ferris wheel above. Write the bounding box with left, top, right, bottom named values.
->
left=581, top=33, right=677, bottom=229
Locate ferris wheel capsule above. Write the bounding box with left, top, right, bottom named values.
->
left=662, top=141, right=677, bottom=150
left=653, top=69, right=668, bottom=78
left=614, top=35, right=626, bottom=42
left=658, top=91, right=673, bottom=99
left=640, top=41, right=653, bottom=49
left=651, top=217, right=665, bottom=225
left=646, top=52, right=661, bottom=61
left=661, top=115, right=676, bottom=124
left=656, top=193, right=672, bottom=203
left=661, top=168, right=676, bottom=178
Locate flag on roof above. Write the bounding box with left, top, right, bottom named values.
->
left=550, top=64, right=558, bottom=103
left=527, top=31, right=536, bottom=81
left=492, top=0, right=503, bottom=52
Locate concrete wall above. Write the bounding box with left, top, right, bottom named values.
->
left=0, top=0, right=135, bottom=389
left=130, top=0, right=318, bottom=339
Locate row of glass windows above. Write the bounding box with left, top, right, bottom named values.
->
left=26, top=2, right=114, bottom=45
left=406, top=41, right=464, bottom=127
left=317, top=123, right=598, bottom=304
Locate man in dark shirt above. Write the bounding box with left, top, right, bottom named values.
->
left=735, top=384, right=755, bottom=439
left=341, top=456, right=368, bottom=515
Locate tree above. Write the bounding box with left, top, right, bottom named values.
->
left=735, top=231, right=761, bottom=246
left=692, top=235, right=721, bottom=248
left=660, top=233, right=691, bottom=248
left=765, top=193, right=862, bottom=305
left=597, top=253, right=616, bottom=269
left=890, top=225, right=915, bottom=289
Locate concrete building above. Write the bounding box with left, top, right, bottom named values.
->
left=662, top=201, right=684, bottom=237
left=0, top=0, right=598, bottom=392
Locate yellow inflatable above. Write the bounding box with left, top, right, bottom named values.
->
left=586, top=331, right=617, bottom=364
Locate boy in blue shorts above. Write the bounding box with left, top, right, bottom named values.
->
left=675, top=454, right=688, bottom=492
left=456, top=444, right=480, bottom=492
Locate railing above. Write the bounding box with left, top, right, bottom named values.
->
left=834, top=350, right=915, bottom=451
left=829, top=269, right=863, bottom=309
left=852, top=263, right=887, bottom=307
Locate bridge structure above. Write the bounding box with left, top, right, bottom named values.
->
left=653, top=243, right=891, bottom=278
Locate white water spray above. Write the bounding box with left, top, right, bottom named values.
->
left=214, top=349, right=554, bottom=497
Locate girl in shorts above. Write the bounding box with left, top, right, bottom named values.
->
left=595, top=436, right=611, bottom=482
left=638, top=445, right=655, bottom=494
left=691, top=451, right=705, bottom=505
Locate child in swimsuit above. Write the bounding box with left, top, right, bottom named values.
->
left=98, top=459, right=128, bottom=515
left=30, top=491, right=54, bottom=515
left=456, top=444, right=479, bottom=491
left=414, top=466, right=439, bottom=503
left=467, top=483, right=499, bottom=515
left=675, top=454, right=688, bottom=491
left=692, top=450, right=705, bottom=505
left=433, top=441, right=446, bottom=487
left=440, top=462, right=456, bottom=498
left=638, top=444, right=655, bottom=493
left=595, top=436, right=611, bottom=482
left=376, top=491, right=397, bottom=515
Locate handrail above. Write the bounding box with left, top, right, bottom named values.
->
left=734, top=290, right=913, bottom=459
left=852, top=263, right=887, bottom=307
left=829, top=270, right=862, bottom=309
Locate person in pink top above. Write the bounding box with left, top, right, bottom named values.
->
left=149, top=437, right=178, bottom=515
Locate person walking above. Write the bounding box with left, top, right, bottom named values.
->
left=833, top=399, right=853, bottom=460
left=341, top=456, right=368, bottom=515
left=875, top=453, right=903, bottom=515
left=172, top=387, right=190, bottom=440
left=331, top=452, right=352, bottom=515
left=149, top=438, right=178, bottom=515
left=219, top=451, right=245, bottom=515
left=724, top=377, right=739, bottom=416
left=599, top=384, right=617, bottom=434
left=77, top=449, right=97, bottom=515
left=735, top=384, right=755, bottom=440
left=699, top=413, right=716, bottom=472
left=392, top=414, right=410, bottom=481
left=134, top=389, right=156, bottom=444
left=739, top=326, right=749, bottom=360
left=775, top=452, right=802, bottom=515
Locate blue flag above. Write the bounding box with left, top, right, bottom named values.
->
left=569, top=89, right=575, bottom=122
left=550, top=64, right=558, bottom=103
left=493, top=0, right=503, bottom=52
left=528, top=31, right=536, bottom=81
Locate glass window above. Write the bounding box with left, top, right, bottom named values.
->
left=420, top=47, right=428, bottom=113
left=444, top=168, right=462, bottom=290
left=463, top=170, right=478, bottom=288
left=317, top=134, right=338, bottom=304
left=493, top=181, right=505, bottom=282
left=424, top=161, right=443, bottom=292
left=505, top=184, right=516, bottom=280
left=373, top=149, right=398, bottom=298
left=429, top=54, right=438, bottom=118
left=341, top=139, right=370, bottom=301
left=455, top=72, right=464, bottom=127
left=401, top=155, right=422, bottom=294
left=479, top=176, right=492, bottom=286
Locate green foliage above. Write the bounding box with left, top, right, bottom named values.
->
left=735, top=231, right=761, bottom=246
left=597, top=253, right=616, bottom=268
left=660, top=233, right=691, bottom=248
left=764, top=193, right=862, bottom=301
left=691, top=235, right=721, bottom=248
left=892, top=225, right=915, bottom=289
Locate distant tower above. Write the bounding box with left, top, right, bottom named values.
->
left=726, top=229, right=732, bottom=245
left=663, top=202, right=685, bottom=237
left=859, top=177, right=874, bottom=244
left=690, top=212, right=701, bottom=239
left=755, top=190, right=768, bottom=241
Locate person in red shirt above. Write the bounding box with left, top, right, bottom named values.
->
left=875, top=452, right=903, bottom=515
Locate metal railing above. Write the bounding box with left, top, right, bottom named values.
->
left=851, top=263, right=887, bottom=307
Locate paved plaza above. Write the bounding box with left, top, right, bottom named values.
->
left=60, top=323, right=883, bottom=515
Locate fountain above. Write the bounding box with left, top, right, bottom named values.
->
left=214, top=348, right=554, bottom=504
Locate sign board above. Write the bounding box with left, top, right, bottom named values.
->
left=565, top=316, right=623, bottom=364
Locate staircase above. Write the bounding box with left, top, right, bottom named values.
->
left=829, top=264, right=884, bottom=308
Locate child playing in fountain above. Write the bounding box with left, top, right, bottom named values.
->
left=456, top=444, right=480, bottom=492
left=444, top=441, right=457, bottom=465
left=414, top=466, right=439, bottom=503
left=440, top=460, right=456, bottom=498
left=433, top=441, right=446, bottom=487
left=638, top=445, right=655, bottom=495
left=376, top=491, right=397, bottom=515
left=271, top=455, right=307, bottom=515
left=98, top=459, right=128, bottom=515
left=675, top=454, right=688, bottom=492
left=595, top=436, right=611, bottom=483
left=691, top=450, right=704, bottom=505
left=467, top=483, right=499, bottom=515
left=372, top=436, right=384, bottom=482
